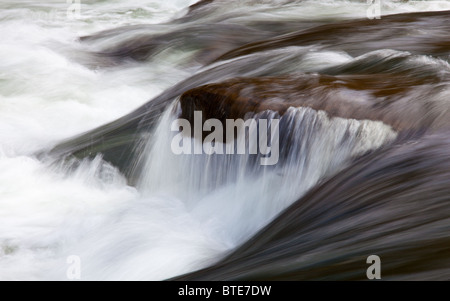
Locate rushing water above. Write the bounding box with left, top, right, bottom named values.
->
left=1, top=0, right=450, bottom=280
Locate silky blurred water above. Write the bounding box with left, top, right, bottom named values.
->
left=0, top=0, right=449, bottom=280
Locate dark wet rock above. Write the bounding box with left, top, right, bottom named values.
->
left=187, top=0, right=214, bottom=14
left=43, top=44, right=316, bottom=183
left=79, top=18, right=318, bottom=67
left=47, top=10, right=450, bottom=184
left=79, top=10, right=321, bottom=67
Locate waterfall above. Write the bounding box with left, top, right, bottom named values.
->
left=137, top=101, right=396, bottom=247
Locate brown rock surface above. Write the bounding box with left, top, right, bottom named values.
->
left=180, top=74, right=450, bottom=132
